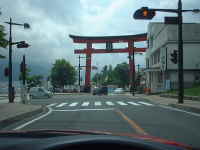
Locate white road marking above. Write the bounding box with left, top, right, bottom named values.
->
left=69, top=102, right=78, bottom=107
left=55, top=103, right=68, bottom=107
left=47, top=103, right=57, bottom=107
left=160, top=105, right=200, bottom=117
left=53, top=108, right=114, bottom=112
left=138, top=102, right=154, bottom=106
left=81, top=102, right=90, bottom=106
left=106, top=101, right=115, bottom=106
left=117, top=101, right=128, bottom=106
left=127, top=102, right=140, bottom=106
left=14, top=107, right=53, bottom=130
left=94, top=101, right=102, bottom=106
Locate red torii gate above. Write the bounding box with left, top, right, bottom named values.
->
left=69, top=33, right=147, bottom=92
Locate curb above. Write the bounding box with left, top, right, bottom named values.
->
left=0, top=106, right=46, bottom=129
left=168, top=103, right=200, bottom=114
left=160, top=94, right=200, bottom=101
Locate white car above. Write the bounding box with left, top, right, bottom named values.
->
left=29, top=87, right=53, bottom=99
left=113, top=88, right=125, bottom=94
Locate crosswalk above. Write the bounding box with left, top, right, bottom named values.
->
left=47, top=101, right=154, bottom=108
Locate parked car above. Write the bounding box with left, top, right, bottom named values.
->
left=113, top=88, right=125, bottom=94
left=29, top=87, right=53, bottom=99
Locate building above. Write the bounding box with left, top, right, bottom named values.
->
left=145, top=22, right=200, bottom=93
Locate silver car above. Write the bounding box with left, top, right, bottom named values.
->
left=29, top=87, right=53, bottom=99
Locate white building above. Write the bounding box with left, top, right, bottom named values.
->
left=145, top=22, right=200, bottom=93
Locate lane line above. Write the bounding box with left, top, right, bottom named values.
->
left=47, top=103, right=57, bottom=107
left=81, top=102, right=89, bottom=106
left=160, top=105, right=200, bottom=117
left=69, top=102, right=78, bottom=107
left=14, top=107, right=53, bottom=130
left=127, top=102, right=140, bottom=106
left=138, top=101, right=154, bottom=106
left=106, top=101, right=115, bottom=106
left=115, top=110, right=148, bottom=135
left=53, top=108, right=114, bottom=112
left=117, top=101, right=128, bottom=106
left=94, top=101, right=102, bottom=106
left=55, top=103, right=68, bottom=107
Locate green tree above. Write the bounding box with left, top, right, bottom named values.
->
left=50, top=59, right=76, bottom=88
left=113, top=62, right=129, bottom=87
left=0, top=25, right=8, bottom=59
left=27, top=75, right=43, bottom=88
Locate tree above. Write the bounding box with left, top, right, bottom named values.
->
left=0, top=25, right=8, bottom=48
left=27, top=75, right=43, bottom=89
left=50, top=59, right=76, bottom=88
left=113, top=62, right=129, bottom=88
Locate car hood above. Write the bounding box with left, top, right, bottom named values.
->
left=0, top=129, right=193, bottom=150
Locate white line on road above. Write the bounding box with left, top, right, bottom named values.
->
left=94, top=101, right=102, bottom=106
left=69, top=102, right=78, bottom=107
left=53, top=108, right=114, bottom=112
left=81, top=102, right=89, bottom=106
left=55, top=103, right=68, bottom=108
left=47, top=103, right=57, bottom=107
left=160, top=105, right=200, bottom=117
left=14, top=107, right=53, bottom=130
left=106, top=101, right=115, bottom=106
left=117, top=101, right=128, bottom=106
left=127, top=102, right=140, bottom=106
left=138, top=102, right=154, bottom=106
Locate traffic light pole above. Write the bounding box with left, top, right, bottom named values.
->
left=178, top=0, right=184, bottom=103
left=22, top=55, right=26, bottom=85
left=8, top=18, right=13, bottom=103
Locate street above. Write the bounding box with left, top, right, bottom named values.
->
left=2, top=94, right=200, bottom=147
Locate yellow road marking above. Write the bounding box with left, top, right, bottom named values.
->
left=115, top=110, right=148, bottom=135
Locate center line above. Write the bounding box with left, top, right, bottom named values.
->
left=81, top=102, right=89, bottom=106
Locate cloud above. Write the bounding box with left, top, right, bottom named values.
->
left=0, top=0, right=199, bottom=78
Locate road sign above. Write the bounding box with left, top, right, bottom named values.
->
left=164, top=17, right=178, bottom=24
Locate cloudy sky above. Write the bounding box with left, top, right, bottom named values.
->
left=0, top=0, right=200, bottom=75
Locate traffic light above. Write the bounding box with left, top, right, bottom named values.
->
left=17, top=41, right=30, bottom=48
left=133, top=7, right=156, bottom=20
left=170, top=50, right=178, bottom=64
left=4, top=67, right=9, bottom=77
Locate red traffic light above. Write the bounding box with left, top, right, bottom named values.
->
left=133, top=7, right=156, bottom=20
left=4, top=67, right=9, bottom=77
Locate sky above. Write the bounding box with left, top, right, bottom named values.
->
left=0, top=0, right=200, bottom=76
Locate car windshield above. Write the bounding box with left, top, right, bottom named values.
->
left=0, top=0, right=200, bottom=149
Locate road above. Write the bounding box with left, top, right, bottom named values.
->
left=3, top=94, right=200, bottom=148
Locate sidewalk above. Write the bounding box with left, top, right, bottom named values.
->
left=136, top=94, right=200, bottom=113
left=0, top=97, right=44, bottom=129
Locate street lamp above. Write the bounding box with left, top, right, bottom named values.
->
left=4, top=18, right=30, bottom=103
left=133, top=0, right=200, bottom=103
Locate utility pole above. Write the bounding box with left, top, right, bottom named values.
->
left=132, top=43, right=135, bottom=96
left=78, top=55, right=81, bottom=86
left=178, top=0, right=184, bottom=103
left=8, top=18, right=13, bottom=103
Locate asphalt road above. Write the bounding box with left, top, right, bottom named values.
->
left=3, top=94, right=200, bottom=148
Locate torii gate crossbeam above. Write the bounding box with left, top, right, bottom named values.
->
left=69, top=33, right=147, bottom=92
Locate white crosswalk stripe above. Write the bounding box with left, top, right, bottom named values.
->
left=47, top=103, right=57, bottom=107
left=106, top=101, right=115, bottom=106
left=94, top=101, right=102, bottom=106
left=117, top=101, right=128, bottom=106
left=127, top=102, right=140, bottom=106
left=138, top=101, right=154, bottom=106
left=56, top=103, right=68, bottom=107
left=81, top=102, right=90, bottom=106
left=69, top=102, right=78, bottom=107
